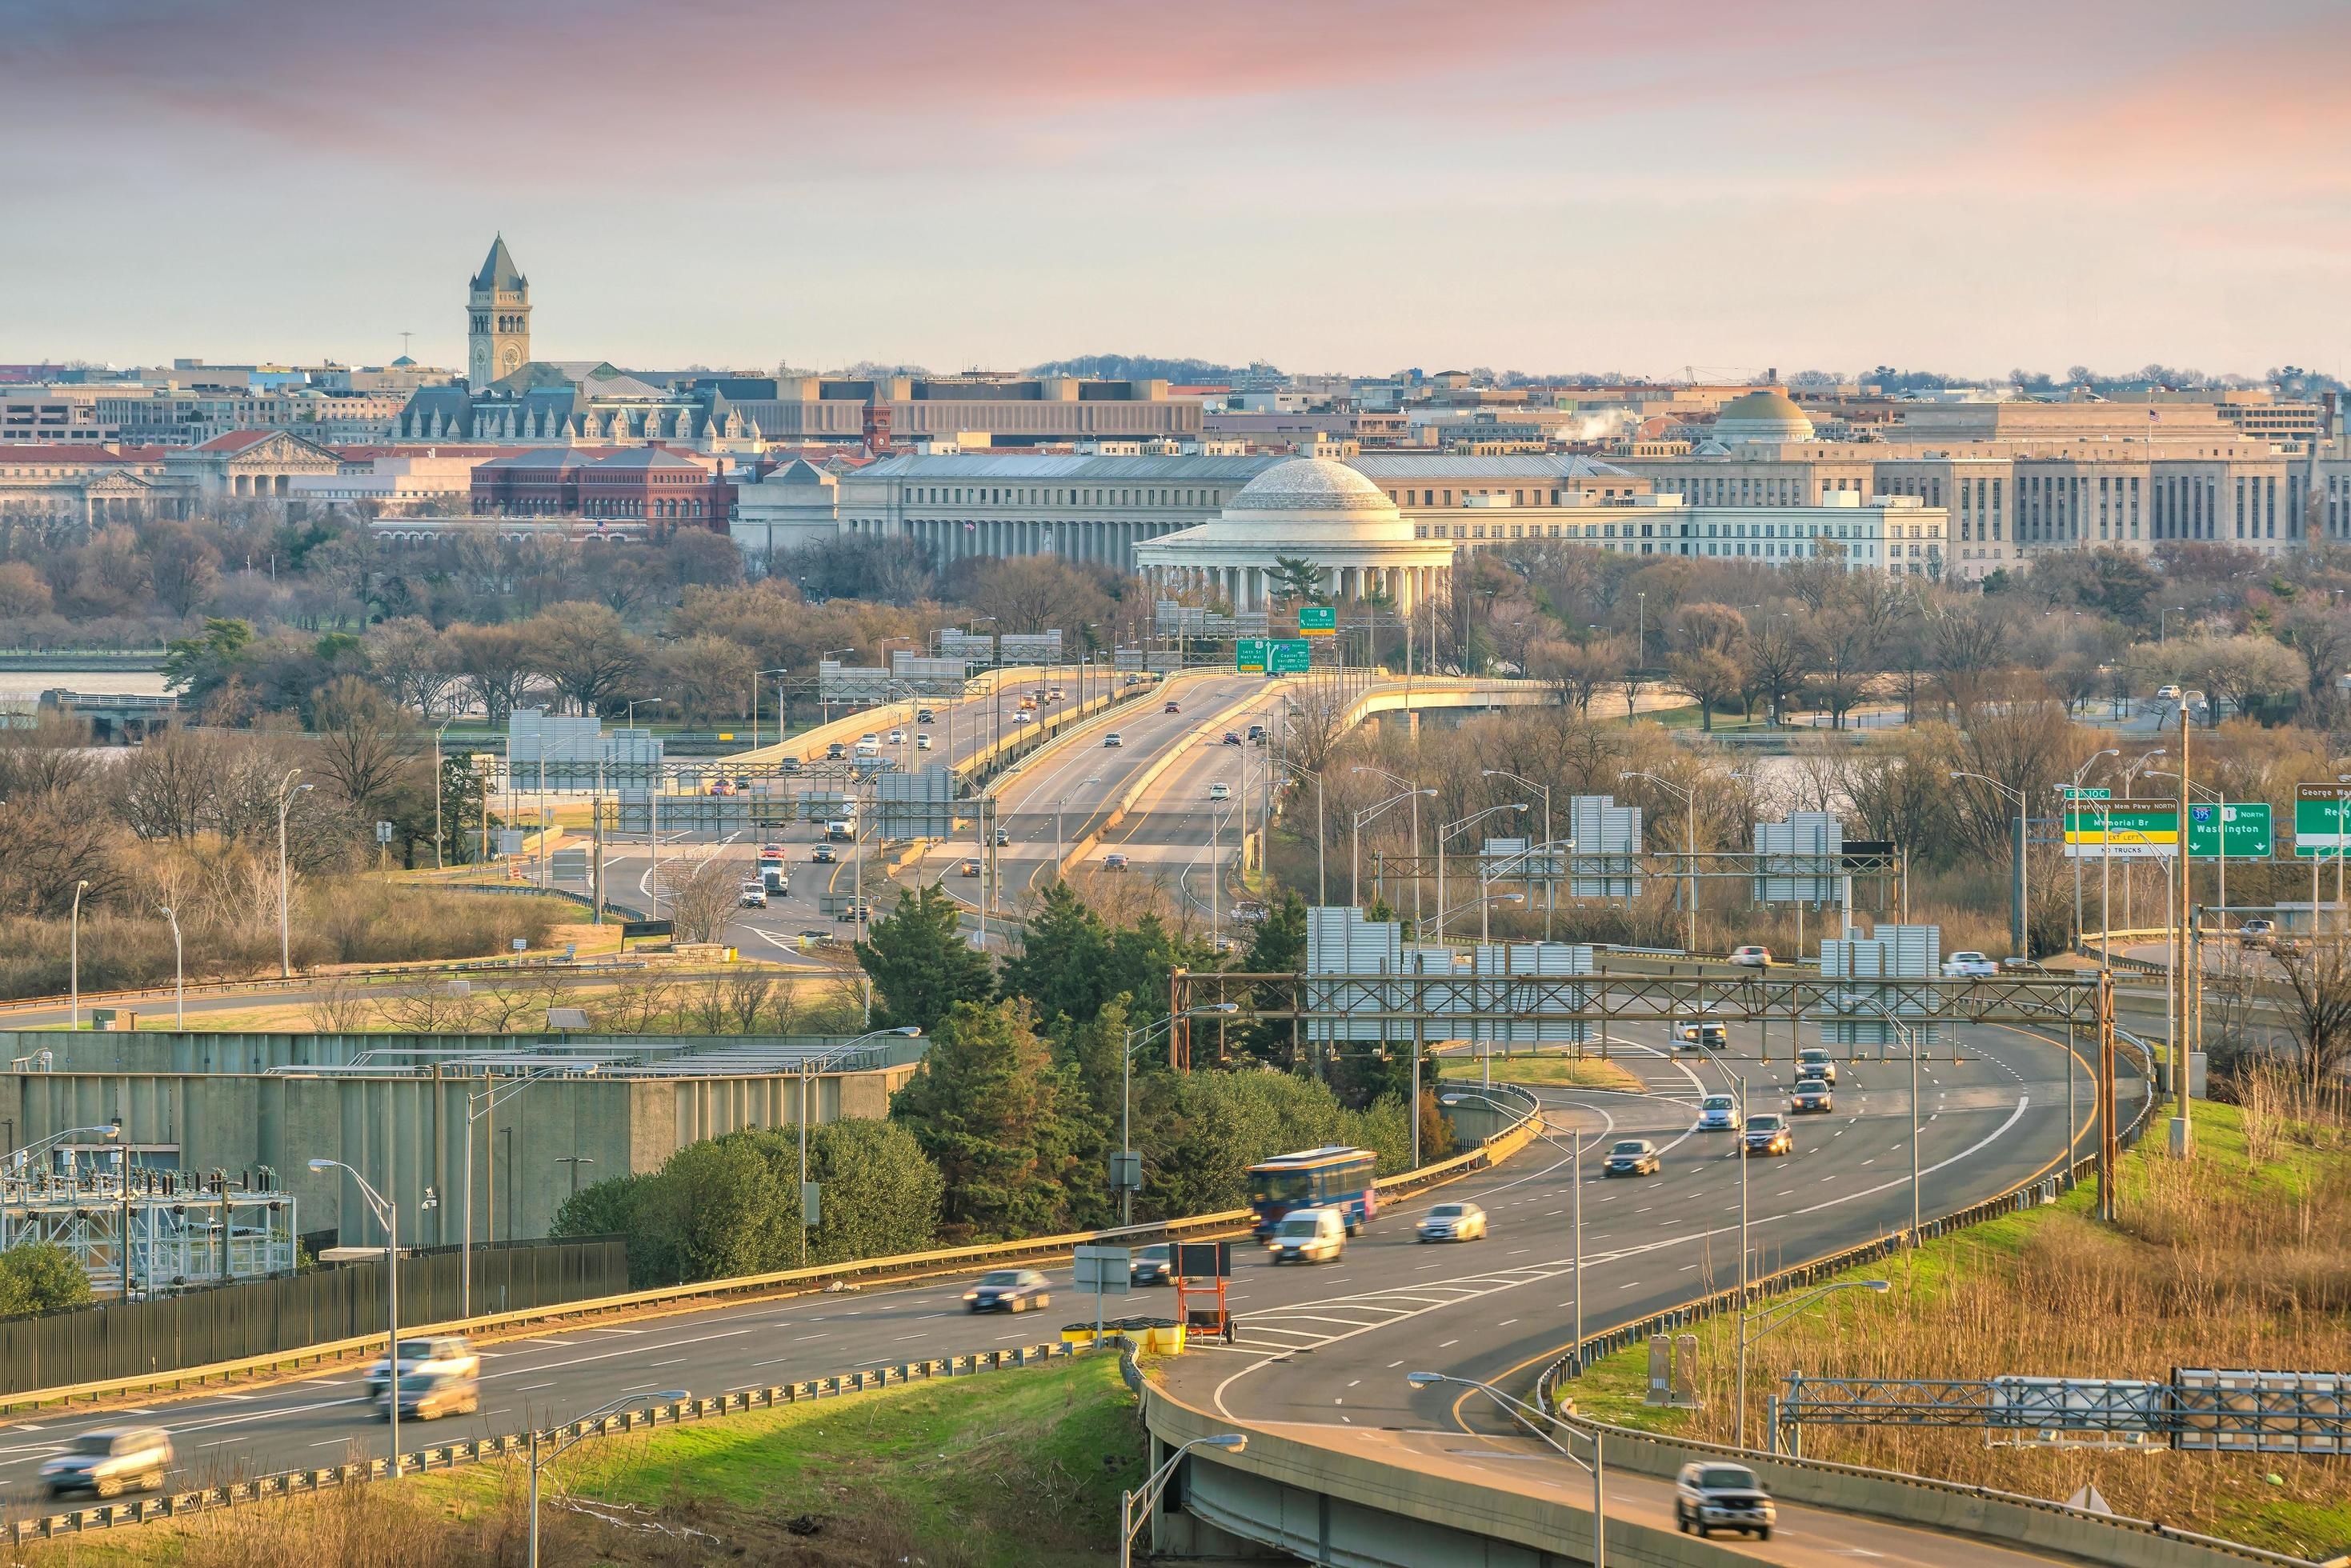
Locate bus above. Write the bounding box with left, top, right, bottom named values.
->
left=1246, top=1146, right=1378, bottom=1238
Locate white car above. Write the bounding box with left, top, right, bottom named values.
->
left=1208, top=782, right=1231, bottom=800
left=1416, top=1202, right=1488, bottom=1242
left=739, top=881, right=768, bottom=908
left=2156, top=684, right=2182, bottom=701
left=1697, top=1094, right=1743, bottom=1132
left=365, top=1334, right=479, bottom=1396
left=888, top=729, right=906, bottom=744
left=1728, top=945, right=1772, bottom=968
left=1943, top=950, right=1997, bottom=978
left=915, top=734, right=933, bottom=750
left=1103, top=732, right=1123, bottom=747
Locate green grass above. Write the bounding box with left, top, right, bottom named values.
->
left=19, top=1355, right=1147, bottom=1567
left=1435, top=1054, right=1646, bottom=1093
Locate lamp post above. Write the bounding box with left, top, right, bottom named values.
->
left=1352, top=764, right=1425, bottom=925
left=1348, top=782, right=1433, bottom=913
left=275, top=770, right=311, bottom=978
left=6, top=1118, right=120, bottom=1178
left=309, top=1157, right=433, bottom=1478
left=1121, top=1434, right=1248, bottom=1568
left=158, top=906, right=183, bottom=1028
left=1951, top=771, right=2029, bottom=958
left=553, top=1155, right=594, bottom=1199
left=1738, top=1280, right=1891, bottom=1450
left=461, top=1068, right=565, bottom=1318
left=2061, top=750, right=2119, bottom=946
left=1620, top=770, right=1732, bottom=955
left=1482, top=769, right=1553, bottom=938
left=1408, top=1370, right=1604, bottom=1566
left=69, top=879, right=89, bottom=1030
left=1439, top=803, right=1528, bottom=944
left=1270, top=756, right=1326, bottom=906
left=527, top=1390, right=690, bottom=1568
left=432, top=722, right=452, bottom=870
left=755, top=666, right=789, bottom=752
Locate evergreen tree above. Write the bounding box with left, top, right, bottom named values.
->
left=0, top=1241, right=92, bottom=1318
left=803, top=1119, right=944, bottom=1265
left=854, top=882, right=992, bottom=1034
left=1237, top=890, right=1308, bottom=1064
left=631, top=1138, right=785, bottom=1285
left=891, top=999, right=1086, bottom=1242
left=996, top=879, right=1107, bottom=1027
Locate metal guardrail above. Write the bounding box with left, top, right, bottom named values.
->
left=5, top=1340, right=1087, bottom=1545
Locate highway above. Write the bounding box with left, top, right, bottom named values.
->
left=0, top=1010, right=2137, bottom=1541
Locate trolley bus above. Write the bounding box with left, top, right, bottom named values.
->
left=1246, top=1146, right=1378, bottom=1237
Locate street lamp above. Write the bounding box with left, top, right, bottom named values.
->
left=527, top=1390, right=690, bottom=1568
left=795, top=1027, right=921, bottom=1263
left=623, top=695, right=665, bottom=729
left=1120, top=1434, right=1248, bottom=1568
left=7, top=1118, right=121, bottom=1176
left=1482, top=769, right=1554, bottom=938
left=1408, top=1370, right=1604, bottom=1566
left=1620, top=770, right=1736, bottom=956
left=68, top=879, right=89, bottom=1030
left=1737, top=1279, right=1890, bottom=1450
left=275, top=771, right=312, bottom=978
left=1348, top=779, right=1434, bottom=913
left=1351, top=764, right=1427, bottom=923
left=158, top=906, right=183, bottom=1028
left=754, top=666, right=789, bottom=751
left=1269, top=756, right=1326, bottom=906
left=1950, top=771, right=2029, bottom=959
left=309, top=1157, right=435, bottom=1478
left=1439, top=803, right=1528, bottom=944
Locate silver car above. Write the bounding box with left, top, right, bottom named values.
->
left=1676, top=1460, right=1775, bottom=1539
left=42, top=1427, right=172, bottom=1498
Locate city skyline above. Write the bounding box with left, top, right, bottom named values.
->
left=4, top=0, right=2347, bottom=375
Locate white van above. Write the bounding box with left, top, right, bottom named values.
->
left=1266, top=1206, right=1347, bottom=1265
left=854, top=734, right=881, bottom=757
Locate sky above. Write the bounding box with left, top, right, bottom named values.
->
left=3, top=0, right=2347, bottom=380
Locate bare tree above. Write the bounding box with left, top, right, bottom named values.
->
left=364, top=617, right=458, bottom=718
left=307, top=975, right=374, bottom=1033
left=527, top=602, right=647, bottom=716
left=2270, top=935, right=2351, bottom=1095
left=447, top=622, right=537, bottom=726
left=660, top=855, right=743, bottom=945
left=310, top=675, right=417, bottom=816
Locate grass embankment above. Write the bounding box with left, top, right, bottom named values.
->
left=1435, top=1051, right=1647, bottom=1093
left=17, top=1354, right=1144, bottom=1568
left=1564, top=1093, right=2351, bottom=1558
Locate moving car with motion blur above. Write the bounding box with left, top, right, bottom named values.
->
left=1604, top=1138, right=1661, bottom=1177
left=41, top=1429, right=172, bottom=1499
left=1266, top=1206, right=1347, bottom=1264
left=1676, top=1462, right=1775, bottom=1540
left=959, top=858, right=981, bottom=877
left=1743, top=1113, right=1793, bottom=1157
left=1728, top=945, right=1772, bottom=968
left=1942, top=950, right=1997, bottom=978
left=1416, top=1201, right=1487, bottom=1242
left=366, top=1335, right=479, bottom=1396
left=963, top=1269, right=1052, bottom=1313
left=1164, top=700, right=1181, bottom=714
left=382, top=1370, right=479, bottom=1422
left=1789, top=1078, right=1834, bottom=1114
left=1129, top=1244, right=1173, bottom=1285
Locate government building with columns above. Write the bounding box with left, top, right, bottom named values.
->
left=1131, top=458, right=1454, bottom=611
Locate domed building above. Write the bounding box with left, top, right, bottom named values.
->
left=1708, top=389, right=1815, bottom=446
left=1133, top=457, right=1456, bottom=612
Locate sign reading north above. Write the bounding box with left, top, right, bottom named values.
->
left=1236, top=638, right=1267, bottom=674
left=2063, top=801, right=2271, bottom=859
left=1298, top=606, right=1336, bottom=637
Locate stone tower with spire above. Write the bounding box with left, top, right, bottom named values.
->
left=467, top=236, right=530, bottom=388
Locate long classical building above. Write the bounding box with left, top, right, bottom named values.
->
left=0, top=430, right=342, bottom=525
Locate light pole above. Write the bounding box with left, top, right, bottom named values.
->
left=432, top=722, right=452, bottom=871
left=461, top=1068, right=563, bottom=1318
left=158, top=906, right=183, bottom=1028
left=275, top=770, right=312, bottom=978
left=309, top=1157, right=434, bottom=1478
left=1352, top=763, right=1425, bottom=926
left=554, top=1154, right=594, bottom=1199
left=68, top=879, right=89, bottom=1030
left=1121, top=1434, right=1248, bottom=1568
left=1439, top=803, right=1528, bottom=944
left=2061, top=750, right=2118, bottom=947
left=1408, top=1370, right=1604, bottom=1566
left=1271, top=756, right=1326, bottom=906
left=6, top=1117, right=120, bottom=1178
left=1482, top=769, right=1554, bottom=938
left=1621, top=770, right=1732, bottom=955
left=1348, top=784, right=1433, bottom=913
left=1951, top=770, right=2029, bottom=958
left=798, top=1027, right=922, bottom=1260
left=754, top=666, right=789, bottom=752
left=1739, top=1279, right=1891, bottom=1450
left=528, top=1390, right=690, bottom=1568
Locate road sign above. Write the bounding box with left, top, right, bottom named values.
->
left=375, top=820, right=395, bottom=843
left=2296, top=784, right=2351, bottom=857
left=2061, top=787, right=2111, bottom=801
left=620, top=918, right=674, bottom=940
left=1074, top=1245, right=1131, bottom=1294
left=2062, top=803, right=2175, bottom=859
left=801, top=1181, right=821, bottom=1226
left=2187, top=802, right=2270, bottom=859
left=1236, top=638, right=1267, bottom=674
left=1108, top=1150, right=1142, bottom=1191
left=1299, top=606, right=1336, bottom=637
left=1268, top=638, right=1311, bottom=675
left=1173, top=1241, right=1232, bottom=1278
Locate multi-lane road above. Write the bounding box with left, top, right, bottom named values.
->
left=0, top=1009, right=2137, bottom=1542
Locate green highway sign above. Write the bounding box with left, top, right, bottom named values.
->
left=2294, top=784, right=2351, bottom=857
left=1299, top=606, right=1336, bottom=637
left=2063, top=803, right=2174, bottom=859
left=1236, top=638, right=1267, bottom=674
left=2062, top=786, right=2111, bottom=800
left=1268, top=639, right=1312, bottom=674
left=2186, top=802, right=2270, bottom=858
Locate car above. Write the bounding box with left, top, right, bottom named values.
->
left=738, top=881, right=768, bottom=908
left=1267, top=1206, right=1347, bottom=1264
left=1604, top=1138, right=1661, bottom=1177
left=1942, top=950, right=1998, bottom=978
left=835, top=902, right=871, bottom=922
left=2239, top=918, right=2276, bottom=949
left=1790, top=1078, right=1835, bottom=1114
left=826, top=819, right=856, bottom=842
left=1795, top=1046, right=1836, bottom=1085
left=383, top=1370, right=480, bottom=1422
left=1743, top=1114, right=1793, bottom=1157
left=1220, top=731, right=1243, bottom=746
left=1232, top=899, right=1268, bottom=924
left=778, top=756, right=803, bottom=774
left=888, top=728, right=906, bottom=744
left=1697, top=1093, right=1742, bottom=1132
left=916, top=709, right=936, bottom=724
left=1246, top=723, right=1267, bottom=742
left=366, top=1334, right=479, bottom=1396
left=825, top=742, right=847, bottom=760
left=1129, top=1244, right=1173, bottom=1286
left=762, top=844, right=787, bottom=859
left=915, top=734, right=933, bottom=750
left=1164, top=700, right=1182, bottom=714
left=1209, top=782, right=1231, bottom=801
left=811, top=844, right=838, bottom=863
left=1103, top=852, right=1131, bottom=871
left=707, top=778, right=734, bottom=796
left=1047, top=688, right=1065, bottom=701
left=41, top=1427, right=172, bottom=1499
left=959, top=858, right=981, bottom=877
left=1676, top=1462, right=1776, bottom=1540
left=1728, top=945, right=1772, bottom=968
left=963, top=1268, right=1051, bottom=1313
left=1416, top=1201, right=1488, bottom=1242
left=1123, top=674, right=1143, bottom=686
left=1103, top=732, right=1124, bottom=747
left=1676, top=1019, right=1728, bottom=1052
left=798, top=929, right=835, bottom=946
left=2156, top=683, right=2182, bottom=701
left=994, top=829, right=1011, bottom=847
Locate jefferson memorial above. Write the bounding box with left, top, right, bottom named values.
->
left=1131, top=458, right=1456, bottom=613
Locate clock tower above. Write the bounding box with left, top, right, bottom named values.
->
left=467, top=235, right=530, bottom=389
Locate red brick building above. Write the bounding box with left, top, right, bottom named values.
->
left=471, top=445, right=733, bottom=533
